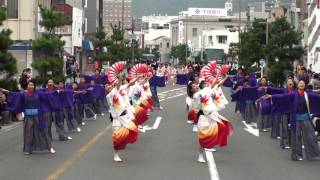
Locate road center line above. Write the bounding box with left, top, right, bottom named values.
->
left=158, top=87, right=186, bottom=95
left=46, top=124, right=112, bottom=180
left=205, top=150, right=220, bottom=180
left=152, top=117, right=162, bottom=129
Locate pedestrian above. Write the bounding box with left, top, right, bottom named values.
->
left=265, top=78, right=296, bottom=149
left=194, top=77, right=233, bottom=163
left=256, top=77, right=271, bottom=132
left=57, top=81, right=81, bottom=133
left=43, top=79, right=71, bottom=141
left=0, top=92, right=10, bottom=126
left=19, top=68, right=31, bottom=90
left=1, top=80, right=56, bottom=155
left=78, top=77, right=97, bottom=121
left=149, top=63, right=163, bottom=110
left=106, top=66, right=139, bottom=162
left=265, top=80, right=320, bottom=161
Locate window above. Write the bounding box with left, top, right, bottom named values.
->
left=160, top=43, right=162, bottom=48
left=83, top=0, right=88, bottom=8
left=164, top=24, right=169, bottom=29
left=208, top=36, right=213, bottom=45
left=192, top=28, right=197, bottom=36
left=7, top=0, right=18, bottom=19
left=151, top=23, right=160, bottom=29
left=217, top=36, right=227, bottom=44
left=167, top=42, right=170, bottom=48
left=84, top=18, right=88, bottom=33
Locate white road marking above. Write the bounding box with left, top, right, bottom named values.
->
left=0, top=122, right=22, bottom=135
left=205, top=150, right=220, bottom=180
left=242, top=121, right=259, bottom=137
left=152, top=117, right=162, bottom=129
left=158, top=87, right=186, bottom=95
left=165, top=93, right=186, bottom=100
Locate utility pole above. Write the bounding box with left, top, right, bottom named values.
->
left=99, top=0, right=103, bottom=28
left=185, top=14, right=188, bottom=62
left=238, top=0, right=242, bottom=48
left=122, top=0, right=124, bottom=30
left=131, top=17, right=135, bottom=65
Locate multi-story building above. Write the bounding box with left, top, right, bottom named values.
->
left=248, top=1, right=273, bottom=12
left=103, top=0, right=132, bottom=34
left=1, top=0, right=51, bottom=74
left=202, top=29, right=239, bottom=61
left=307, top=0, right=320, bottom=72
left=83, top=0, right=99, bottom=34
left=140, top=15, right=177, bottom=62
left=170, top=11, right=246, bottom=51
left=52, top=0, right=83, bottom=56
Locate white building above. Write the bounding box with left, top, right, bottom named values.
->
left=307, top=0, right=320, bottom=72
left=141, top=15, right=177, bottom=47
left=202, top=29, right=239, bottom=54
left=141, top=15, right=177, bottom=62
left=56, top=7, right=83, bottom=56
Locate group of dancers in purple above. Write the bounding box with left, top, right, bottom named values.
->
left=0, top=74, right=108, bottom=155
left=229, top=68, right=320, bottom=161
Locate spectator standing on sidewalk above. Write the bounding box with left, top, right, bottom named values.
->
left=0, top=92, right=10, bottom=126
left=149, top=61, right=163, bottom=110
left=19, top=68, right=31, bottom=90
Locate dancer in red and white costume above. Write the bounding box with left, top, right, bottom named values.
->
left=106, top=62, right=140, bottom=162
left=191, top=61, right=233, bottom=163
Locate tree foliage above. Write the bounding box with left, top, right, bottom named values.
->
left=238, top=19, right=266, bottom=68
left=0, top=7, right=18, bottom=90
left=266, top=17, right=303, bottom=85
left=238, top=17, right=303, bottom=85
left=170, top=44, right=190, bottom=63
left=39, top=5, right=70, bottom=35
left=32, top=6, right=68, bottom=85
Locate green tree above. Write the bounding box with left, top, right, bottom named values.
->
left=238, top=18, right=266, bottom=68
left=31, top=6, right=69, bottom=85
left=0, top=7, right=18, bottom=90
left=238, top=17, right=303, bottom=85
left=105, top=22, right=127, bottom=64
left=151, top=48, right=160, bottom=60
left=93, top=26, right=112, bottom=65
left=266, top=17, right=303, bottom=85
left=170, top=44, right=190, bottom=63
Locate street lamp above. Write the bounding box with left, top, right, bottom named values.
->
left=259, top=19, right=269, bottom=73
left=259, top=58, right=266, bottom=77
left=185, top=14, right=188, bottom=62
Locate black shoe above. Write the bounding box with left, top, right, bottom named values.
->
left=59, top=137, right=68, bottom=141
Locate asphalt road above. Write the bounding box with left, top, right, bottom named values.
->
left=0, top=85, right=319, bottom=180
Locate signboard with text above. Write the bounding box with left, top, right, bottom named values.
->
left=188, top=8, right=227, bottom=17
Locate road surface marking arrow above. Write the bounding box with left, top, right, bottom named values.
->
left=242, top=121, right=259, bottom=137
left=152, top=117, right=162, bottom=129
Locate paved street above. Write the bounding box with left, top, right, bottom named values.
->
left=0, top=86, right=319, bottom=180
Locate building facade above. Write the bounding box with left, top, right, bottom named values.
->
left=103, top=0, right=132, bottom=33
left=307, top=0, right=320, bottom=72
left=170, top=14, right=247, bottom=51
left=202, top=29, right=239, bottom=54
left=1, top=0, right=51, bottom=74
left=83, top=0, right=100, bottom=34
left=140, top=15, right=177, bottom=62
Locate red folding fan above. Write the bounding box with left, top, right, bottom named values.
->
left=128, top=64, right=148, bottom=80
left=107, top=61, right=126, bottom=84
left=220, top=64, right=230, bottom=75
left=201, top=61, right=218, bottom=84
